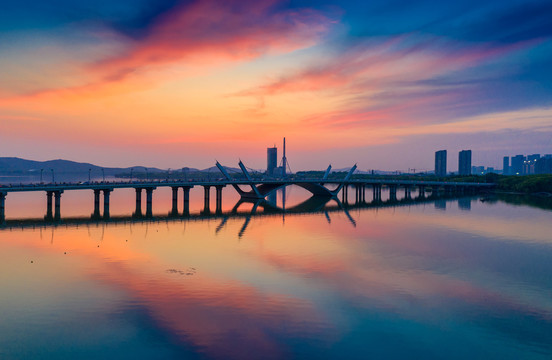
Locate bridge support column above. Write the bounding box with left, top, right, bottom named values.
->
left=134, top=188, right=143, bottom=217
left=45, top=191, right=54, bottom=220
left=103, top=189, right=112, bottom=219
left=404, top=186, right=411, bottom=200
left=54, top=190, right=63, bottom=220
left=362, top=185, right=366, bottom=202
left=92, top=189, right=101, bottom=218
left=202, top=186, right=211, bottom=214
left=145, top=188, right=154, bottom=218
left=171, top=187, right=179, bottom=216
left=373, top=185, right=381, bottom=202
left=418, top=185, right=426, bottom=199
left=0, top=192, right=6, bottom=224
left=355, top=185, right=360, bottom=204
left=389, top=185, right=397, bottom=201
left=182, top=186, right=191, bottom=216
left=215, top=185, right=224, bottom=214
left=342, top=185, right=349, bottom=203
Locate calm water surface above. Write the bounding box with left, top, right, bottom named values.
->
left=0, top=187, right=551, bottom=359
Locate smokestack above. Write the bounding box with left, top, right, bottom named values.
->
left=282, top=137, right=287, bottom=177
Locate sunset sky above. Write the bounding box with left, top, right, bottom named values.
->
left=1, top=0, right=551, bottom=171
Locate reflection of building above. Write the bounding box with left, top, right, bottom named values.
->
left=434, top=199, right=446, bottom=210
left=458, top=198, right=471, bottom=211
left=267, top=147, right=277, bottom=176
left=458, top=150, right=472, bottom=175
left=435, top=150, right=447, bottom=177
left=503, top=156, right=510, bottom=175
left=511, top=155, right=525, bottom=175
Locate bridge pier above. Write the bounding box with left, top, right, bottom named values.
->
left=342, top=185, right=349, bottom=203
left=0, top=192, right=6, bottom=223
left=171, top=187, right=179, bottom=216
left=145, top=188, right=155, bottom=217
left=418, top=185, right=426, bottom=199
left=215, top=185, right=224, bottom=214
left=182, top=186, right=191, bottom=216
left=134, top=188, right=143, bottom=217
left=389, top=185, right=397, bottom=201
left=203, top=186, right=211, bottom=214
left=103, top=189, right=112, bottom=219
left=92, top=189, right=101, bottom=218
left=54, top=190, right=63, bottom=220
left=45, top=191, right=54, bottom=220
left=404, top=186, right=412, bottom=200
left=372, top=185, right=381, bottom=202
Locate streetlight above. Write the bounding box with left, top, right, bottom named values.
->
left=40, top=169, right=44, bottom=183
left=50, top=169, right=54, bottom=183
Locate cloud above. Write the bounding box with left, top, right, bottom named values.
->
left=0, top=0, right=333, bottom=101
left=92, top=0, right=332, bottom=81
left=234, top=34, right=536, bottom=129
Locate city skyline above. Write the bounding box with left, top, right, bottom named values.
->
left=1, top=0, right=552, bottom=171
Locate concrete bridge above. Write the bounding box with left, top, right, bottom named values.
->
left=0, top=161, right=494, bottom=223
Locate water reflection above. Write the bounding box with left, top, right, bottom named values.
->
left=2, top=193, right=467, bottom=239
left=1, top=194, right=551, bottom=359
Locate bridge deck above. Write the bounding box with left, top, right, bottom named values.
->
left=0, top=179, right=494, bottom=193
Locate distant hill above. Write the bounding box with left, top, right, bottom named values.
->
left=0, top=157, right=164, bottom=176
left=200, top=165, right=242, bottom=174
left=0, top=157, right=244, bottom=176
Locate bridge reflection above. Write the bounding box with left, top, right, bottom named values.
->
left=0, top=193, right=473, bottom=238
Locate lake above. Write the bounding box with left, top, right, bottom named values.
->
left=0, top=186, right=551, bottom=359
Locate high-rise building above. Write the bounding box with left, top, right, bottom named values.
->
left=458, top=150, right=472, bottom=175
left=511, top=155, right=525, bottom=175
left=267, top=147, right=277, bottom=176
left=503, top=156, right=510, bottom=175
left=435, top=150, right=447, bottom=177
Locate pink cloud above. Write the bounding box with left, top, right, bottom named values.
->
left=235, top=35, right=534, bottom=128
left=92, top=0, right=332, bottom=81
left=0, top=0, right=333, bottom=101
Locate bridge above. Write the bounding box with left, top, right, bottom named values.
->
left=0, top=161, right=494, bottom=223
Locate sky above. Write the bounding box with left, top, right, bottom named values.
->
left=1, top=0, right=551, bottom=172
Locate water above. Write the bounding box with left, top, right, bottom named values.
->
left=0, top=187, right=551, bottom=359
